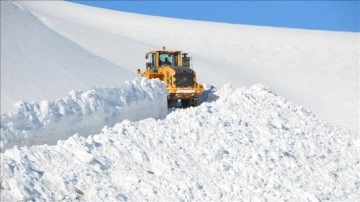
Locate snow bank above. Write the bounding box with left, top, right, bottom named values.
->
left=1, top=84, right=358, bottom=201
left=1, top=78, right=167, bottom=152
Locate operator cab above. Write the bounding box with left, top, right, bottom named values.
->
left=157, top=52, right=191, bottom=68
left=144, top=48, right=191, bottom=73
left=159, top=53, right=177, bottom=66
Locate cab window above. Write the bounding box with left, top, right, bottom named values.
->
left=159, top=53, right=177, bottom=66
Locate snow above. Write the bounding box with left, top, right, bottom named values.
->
left=1, top=78, right=168, bottom=152
left=1, top=1, right=135, bottom=113
left=1, top=1, right=359, bottom=201
left=12, top=0, right=359, bottom=134
left=1, top=84, right=359, bottom=201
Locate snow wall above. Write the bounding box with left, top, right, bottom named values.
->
left=1, top=78, right=168, bottom=152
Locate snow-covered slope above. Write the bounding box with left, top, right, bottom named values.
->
left=1, top=1, right=359, bottom=201
left=1, top=83, right=359, bottom=201
left=1, top=2, right=135, bottom=113
left=12, top=1, right=360, bottom=134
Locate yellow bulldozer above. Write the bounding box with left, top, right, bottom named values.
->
left=137, top=47, right=204, bottom=107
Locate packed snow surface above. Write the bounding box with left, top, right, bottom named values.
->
left=1, top=1, right=360, bottom=201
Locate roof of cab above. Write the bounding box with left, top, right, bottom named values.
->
left=148, top=50, right=182, bottom=54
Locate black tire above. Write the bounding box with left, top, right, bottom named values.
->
left=181, top=99, right=190, bottom=108
left=191, top=98, right=198, bottom=107
left=168, top=99, right=176, bottom=108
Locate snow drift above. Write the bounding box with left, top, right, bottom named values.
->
left=1, top=78, right=167, bottom=152
left=12, top=1, right=360, bottom=134
left=1, top=1, right=359, bottom=201
left=1, top=83, right=359, bottom=201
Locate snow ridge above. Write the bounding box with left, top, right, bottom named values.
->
left=1, top=78, right=168, bottom=152
left=1, top=84, right=358, bottom=201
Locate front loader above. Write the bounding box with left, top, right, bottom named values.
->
left=137, top=47, right=204, bottom=107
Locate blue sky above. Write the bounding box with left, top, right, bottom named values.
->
left=70, top=1, right=359, bottom=32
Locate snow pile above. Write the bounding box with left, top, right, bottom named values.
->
left=2, top=84, right=358, bottom=201
left=1, top=78, right=167, bottom=152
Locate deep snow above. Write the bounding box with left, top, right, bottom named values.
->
left=1, top=78, right=168, bottom=152
left=1, top=2, right=135, bottom=114
left=1, top=1, right=360, bottom=201
left=1, top=82, right=359, bottom=201
left=7, top=0, right=359, bottom=134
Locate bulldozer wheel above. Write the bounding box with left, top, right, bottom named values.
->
left=190, top=97, right=199, bottom=107
left=168, top=99, right=177, bottom=108
left=181, top=99, right=190, bottom=108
